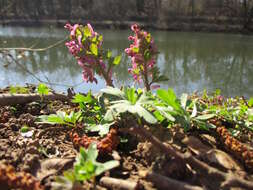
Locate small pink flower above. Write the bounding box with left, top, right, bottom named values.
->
left=77, top=35, right=83, bottom=48
left=87, top=23, right=95, bottom=37
left=125, top=24, right=158, bottom=83
left=65, top=40, right=80, bottom=56
left=65, top=23, right=113, bottom=85
left=147, top=59, right=155, bottom=68
left=125, top=48, right=130, bottom=54
left=128, top=36, right=135, bottom=41
left=64, top=23, right=73, bottom=31
left=132, top=62, right=137, bottom=69
left=70, top=24, right=79, bottom=38
left=131, top=24, right=139, bottom=32
left=77, top=59, right=85, bottom=67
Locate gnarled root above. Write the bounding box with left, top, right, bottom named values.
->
left=69, top=128, right=120, bottom=154
left=209, top=119, right=253, bottom=172
left=0, top=163, right=44, bottom=190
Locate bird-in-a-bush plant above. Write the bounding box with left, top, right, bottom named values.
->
left=125, top=24, right=168, bottom=91
left=65, top=23, right=121, bottom=86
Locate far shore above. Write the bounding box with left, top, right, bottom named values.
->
left=0, top=18, right=252, bottom=34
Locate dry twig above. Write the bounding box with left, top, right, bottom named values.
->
left=100, top=177, right=140, bottom=190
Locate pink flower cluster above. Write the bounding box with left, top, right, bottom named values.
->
left=125, top=24, right=157, bottom=83
left=65, top=23, right=105, bottom=84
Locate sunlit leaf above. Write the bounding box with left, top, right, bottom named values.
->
left=86, top=144, right=98, bottom=162
left=90, top=43, right=98, bottom=56
left=101, top=87, right=125, bottom=99
left=154, top=106, right=175, bottom=122
left=86, top=122, right=114, bottom=136
left=195, top=114, right=216, bottom=120
left=37, top=83, right=49, bottom=96
left=191, top=102, right=197, bottom=118
left=72, top=93, right=93, bottom=104
left=132, top=46, right=139, bottom=53
left=107, top=50, right=112, bottom=58
left=113, top=55, right=121, bottom=65
left=249, top=98, right=253, bottom=107
left=95, top=160, right=119, bottom=176
left=84, top=26, right=91, bottom=37
left=180, top=93, right=188, bottom=110
left=157, top=89, right=181, bottom=112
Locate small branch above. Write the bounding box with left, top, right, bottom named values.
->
left=0, top=37, right=67, bottom=52
left=100, top=177, right=140, bottom=190
left=0, top=93, right=69, bottom=106
left=139, top=170, right=203, bottom=190
left=1, top=51, right=83, bottom=88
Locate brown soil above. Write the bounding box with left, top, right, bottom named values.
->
left=0, top=86, right=253, bottom=190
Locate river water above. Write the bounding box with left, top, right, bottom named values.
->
left=0, top=26, right=253, bottom=97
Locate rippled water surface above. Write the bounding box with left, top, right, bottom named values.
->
left=0, top=26, right=253, bottom=97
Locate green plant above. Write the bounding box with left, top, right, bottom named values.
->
left=207, top=96, right=253, bottom=131
left=71, top=92, right=113, bottom=136
left=9, top=85, right=29, bottom=94
left=52, top=144, right=119, bottom=190
left=249, top=98, right=253, bottom=107
left=154, top=89, right=216, bottom=130
left=72, top=92, right=104, bottom=124
left=37, top=111, right=82, bottom=128
left=20, top=125, right=30, bottom=133
left=101, top=86, right=157, bottom=124
left=100, top=87, right=215, bottom=131
left=37, top=83, right=50, bottom=96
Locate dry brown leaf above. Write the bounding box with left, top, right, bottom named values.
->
left=36, top=158, right=74, bottom=181
left=182, top=136, right=212, bottom=155
left=200, top=149, right=244, bottom=171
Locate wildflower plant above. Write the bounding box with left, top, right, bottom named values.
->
left=125, top=24, right=168, bottom=91
left=65, top=23, right=121, bottom=86
left=52, top=144, right=119, bottom=190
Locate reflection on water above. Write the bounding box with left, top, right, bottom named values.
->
left=0, top=26, right=253, bottom=97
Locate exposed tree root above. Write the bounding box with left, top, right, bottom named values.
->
left=0, top=92, right=69, bottom=106
left=139, top=170, right=203, bottom=190
left=119, top=126, right=253, bottom=190
left=100, top=177, right=140, bottom=190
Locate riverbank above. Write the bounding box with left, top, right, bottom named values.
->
left=1, top=0, right=253, bottom=34
left=0, top=17, right=249, bottom=34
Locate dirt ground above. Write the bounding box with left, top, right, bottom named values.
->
left=0, top=86, right=253, bottom=190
